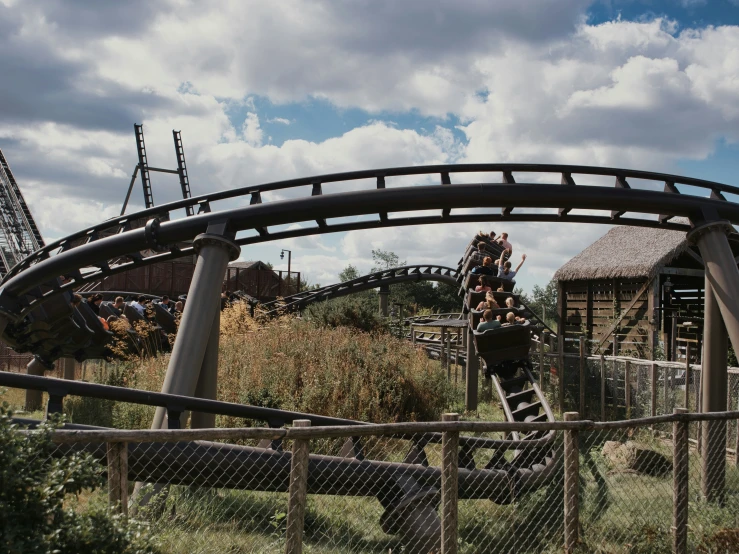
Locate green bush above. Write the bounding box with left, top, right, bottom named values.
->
left=304, top=296, right=388, bottom=333
left=0, top=398, right=160, bottom=553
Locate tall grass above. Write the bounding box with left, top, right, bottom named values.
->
left=66, top=303, right=454, bottom=427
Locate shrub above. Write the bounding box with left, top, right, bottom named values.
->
left=0, top=398, right=160, bottom=553
left=304, top=295, right=388, bottom=333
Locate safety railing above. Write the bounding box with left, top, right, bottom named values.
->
left=17, top=410, right=739, bottom=554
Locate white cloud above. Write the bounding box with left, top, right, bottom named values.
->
left=2, top=3, right=739, bottom=291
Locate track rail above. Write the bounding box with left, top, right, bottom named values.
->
left=260, top=264, right=458, bottom=314
left=2, top=164, right=738, bottom=320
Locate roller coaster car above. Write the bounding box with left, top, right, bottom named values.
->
left=465, top=290, right=517, bottom=314
left=473, top=322, right=531, bottom=377
left=469, top=307, right=525, bottom=329
left=460, top=273, right=515, bottom=295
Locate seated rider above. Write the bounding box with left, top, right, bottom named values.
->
left=471, top=256, right=495, bottom=276
left=476, top=291, right=500, bottom=311
left=496, top=249, right=526, bottom=280
left=477, top=309, right=502, bottom=332
left=502, top=312, right=517, bottom=326
left=505, top=296, right=515, bottom=309
left=474, top=275, right=492, bottom=293
left=496, top=232, right=513, bottom=253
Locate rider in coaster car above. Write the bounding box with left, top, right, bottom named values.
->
left=477, top=309, right=502, bottom=332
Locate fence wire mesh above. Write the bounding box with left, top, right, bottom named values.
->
left=19, top=411, right=739, bottom=553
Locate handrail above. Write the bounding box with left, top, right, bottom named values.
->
left=24, top=409, right=739, bottom=444
left=0, top=372, right=551, bottom=450
left=7, top=162, right=735, bottom=283
left=3, top=163, right=738, bottom=320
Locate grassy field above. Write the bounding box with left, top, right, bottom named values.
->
left=5, top=306, right=739, bottom=553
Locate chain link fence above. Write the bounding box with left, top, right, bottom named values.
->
left=17, top=411, right=738, bottom=554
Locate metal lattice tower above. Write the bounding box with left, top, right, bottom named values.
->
left=134, top=124, right=154, bottom=209
left=173, top=130, right=194, bottom=216
left=0, top=149, right=44, bottom=277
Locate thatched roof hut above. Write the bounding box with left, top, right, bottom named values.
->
left=554, top=226, right=691, bottom=282
left=554, top=223, right=706, bottom=361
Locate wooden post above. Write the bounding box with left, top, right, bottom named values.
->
left=673, top=408, right=689, bottom=554
left=441, top=413, right=459, bottom=554
left=671, top=317, right=678, bottom=362
left=285, top=420, right=311, bottom=554
left=540, top=331, right=548, bottom=390
left=600, top=354, right=606, bottom=421
left=107, top=442, right=128, bottom=516
left=625, top=361, right=631, bottom=419
left=613, top=333, right=619, bottom=357
left=564, top=412, right=580, bottom=553
left=446, top=328, right=452, bottom=379
left=411, top=325, right=416, bottom=345
left=558, top=334, right=565, bottom=414
left=441, top=327, right=447, bottom=376
left=579, top=336, right=586, bottom=416
left=684, top=343, right=691, bottom=410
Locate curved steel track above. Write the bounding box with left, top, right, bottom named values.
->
left=259, top=264, right=458, bottom=314
left=1, top=163, right=737, bottom=321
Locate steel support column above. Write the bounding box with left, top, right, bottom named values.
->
left=191, top=308, right=220, bottom=429
left=378, top=285, right=389, bottom=317
left=152, top=232, right=239, bottom=430
left=25, top=356, right=51, bottom=411
left=62, top=357, right=76, bottom=380
left=700, top=278, right=727, bottom=503
left=688, top=221, right=739, bottom=355
left=465, top=329, right=479, bottom=411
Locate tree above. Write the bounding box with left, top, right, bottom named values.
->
left=372, top=249, right=404, bottom=272
left=519, top=279, right=558, bottom=327
left=339, top=264, right=361, bottom=282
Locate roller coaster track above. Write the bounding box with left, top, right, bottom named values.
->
left=2, top=163, right=738, bottom=322
left=259, top=264, right=458, bottom=314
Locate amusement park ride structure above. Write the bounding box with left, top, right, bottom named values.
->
left=0, top=135, right=738, bottom=546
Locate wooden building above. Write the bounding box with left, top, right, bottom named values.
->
left=91, top=259, right=300, bottom=301
left=554, top=225, right=711, bottom=360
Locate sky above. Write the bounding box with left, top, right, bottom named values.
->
left=1, top=0, right=739, bottom=293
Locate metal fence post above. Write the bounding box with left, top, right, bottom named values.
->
left=579, top=336, right=586, bottom=416
left=650, top=362, right=658, bottom=418
left=625, top=361, right=631, bottom=419
left=684, top=343, right=691, bottom=410
left=540, top=331, right=548, bottom=389
left=107, top=442, right=128, bottom=516
left=673, top=408, right=688, bottom=554
left=558, top=334, right=565, bottom=414
left=600, top=354, right=606, bottom=421
left=285, top=420, right=311, bottom=554
left=441, top=413, right=459, bottom=554
left=564, top=412, right=580, bottom=553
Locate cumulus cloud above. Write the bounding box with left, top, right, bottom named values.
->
left=1, top=1, right=739, bottom=290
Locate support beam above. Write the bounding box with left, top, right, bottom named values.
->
left=688, top=220, right=739, bottom=356
left=152, top=232, right=239, bottom=430
left=700, top=278, right=727, bottom=503
left=62, top=357, right=76, bottom=380
left=378, top=285, right=389, bottom=317
left=191, top=308, right=221, bottom=429
left=465, top=328, right=479, bottom=412
left=25, top=357, right=50, bottom=412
